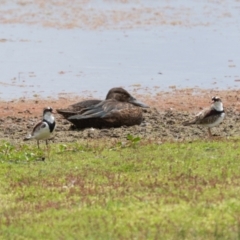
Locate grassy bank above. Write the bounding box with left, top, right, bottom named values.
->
left=0, top=137, right=240, bottom=239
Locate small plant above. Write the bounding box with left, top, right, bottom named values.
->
left=57, top=144, right=68, bottom=153
left=126, top=134, right=141, bottom=145
left=0, top=141, right=46, bottom=163
left=115, top=134, right=141, bottom=149
left=56, top=142, right=97, bottom=154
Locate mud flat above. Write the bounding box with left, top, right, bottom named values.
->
left=0, top=88, right=239, bottom=144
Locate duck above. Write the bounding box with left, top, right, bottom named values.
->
left=57, top=87, right=149, bottom=129
left=24, top=107, right=56, bottom=148
left=182, top=96, right=225, bottom=137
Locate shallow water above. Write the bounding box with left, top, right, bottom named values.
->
left=0, top=0, right=240, bottom=100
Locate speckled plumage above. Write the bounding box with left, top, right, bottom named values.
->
left=183, top=96, right=225, bottom=137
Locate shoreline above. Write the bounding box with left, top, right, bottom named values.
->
left=0, top=88, right=239, bottom=118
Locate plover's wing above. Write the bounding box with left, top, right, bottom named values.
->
left=196, top=108, right=223, bottom=125
left=24, top=121, right=44, bottom=140
left=183, top=107, right=213, bottom=125
left=29, top=121, right=49, bottom=139
left=184, top=106, right=222, bottom=125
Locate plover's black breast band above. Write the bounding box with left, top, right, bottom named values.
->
left=206, top=109, right=224, bottom=117
left=43, top=120, right=56, bottom=133
left=216, top=110, right=224, bottom=114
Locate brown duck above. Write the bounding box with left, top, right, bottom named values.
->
left=57, top=87, right=149, bottom=129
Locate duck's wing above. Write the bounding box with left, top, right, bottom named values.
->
left=70, top=99, right=102, bottom=110
left=68, top=100, right=132, bottom=120
left=56, top=99, right=101, bottom=118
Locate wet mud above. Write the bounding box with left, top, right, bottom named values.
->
left=0, top=89, right=239, bottom=145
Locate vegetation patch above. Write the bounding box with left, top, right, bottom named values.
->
left=0, top=137, right=240, bottom=239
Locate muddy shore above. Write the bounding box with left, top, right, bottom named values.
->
left=0, top=88, right=239, bottom=145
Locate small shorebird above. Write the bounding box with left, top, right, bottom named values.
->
left=24, top=107, right=56, bottom=148
left=182, top=96, right=225, bottom=137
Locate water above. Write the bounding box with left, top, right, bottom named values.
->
left=0, top=0, right=240, bottom=100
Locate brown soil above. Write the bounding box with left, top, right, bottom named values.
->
left=1, top=88, right=239, bottom=145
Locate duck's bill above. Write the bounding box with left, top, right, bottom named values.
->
left=129, top=98, right=149, bottom=108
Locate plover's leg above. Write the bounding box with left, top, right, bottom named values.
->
left=46, top=140, right=50, bottom=159
left=207, top=128, right=212, bottom=137
left=37, top=140, right=40, bottom=149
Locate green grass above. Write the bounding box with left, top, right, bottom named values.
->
left=0, top=137, right=240, bottom=239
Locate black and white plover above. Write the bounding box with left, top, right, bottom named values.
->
left=24, top=107, right=56, bottom=148
left=183, top=96, right=225, bottom=137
